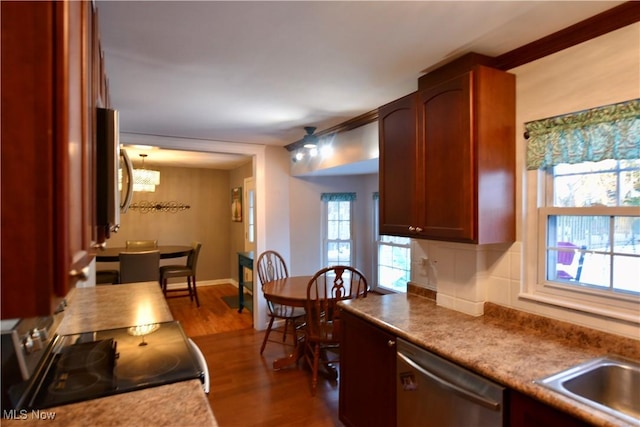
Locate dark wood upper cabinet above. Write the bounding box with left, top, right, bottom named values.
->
left=1, top=0, right=106, bottom=318
left=378, top=93, right=419, bottom=238
left=379, top=57, right=515, bottom=244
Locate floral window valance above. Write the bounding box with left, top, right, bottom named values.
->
left=525, top=99, right=640, bottom=170
left=320, top=192, right=356, bottom=202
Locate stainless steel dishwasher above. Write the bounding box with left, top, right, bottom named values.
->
left=397, top=338, right=505, bottom=427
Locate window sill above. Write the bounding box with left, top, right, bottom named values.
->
left=518, top=291, right=640, bottom=325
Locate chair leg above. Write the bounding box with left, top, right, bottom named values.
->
left=311, top=343, right=320, bottom=396
left=187, top=277, right=194, bottom=302
left=291, top=319, right=302, bottom=347
left=260, top=316, right=276, bottom=355
left=191, top=276, right=200, bottom=307
left=282, top=319, right=289, bottom=342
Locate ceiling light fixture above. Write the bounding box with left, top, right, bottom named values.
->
left=302, top=126, right=318, bottom=148
left=133, top=154, right=160, bottom=192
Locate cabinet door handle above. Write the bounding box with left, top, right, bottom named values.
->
left=408, top=226, right=416, bottom=232
left=69, top=266, right=90, bottom=281
left=387, top=340, right=396, bottom=347
left=120, top=148, right=134, bottom=213
left=397, top=352, right=502, bottom=410
left=415, top=227, right=423, bottom=232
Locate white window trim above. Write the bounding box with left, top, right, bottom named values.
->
left=521, top=169, right=640, bottom=324
left=243, top=177, right=255, bottom=252
left=375, top=238, right=411, bottom=294
left=322, top=199, right=354, bottom=267
left=372, top=197, right=410, bottom=293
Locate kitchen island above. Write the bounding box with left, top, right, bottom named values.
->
left=3, top=282, right=218, bottom=427
left=339, top=292, right=640, bottom=427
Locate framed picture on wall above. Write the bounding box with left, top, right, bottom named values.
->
left=231, top=186, right=242, bottom=222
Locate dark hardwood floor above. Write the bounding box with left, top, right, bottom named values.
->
left=166, top=283, right=253, bottom=337
left=166, top=284, right=342, bottom=427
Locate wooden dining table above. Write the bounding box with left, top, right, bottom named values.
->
left=262, top=275, right=313, bottom=308
left=95, top=245, right=193, bottom=262
left=262, top=275, right=322, bottom=370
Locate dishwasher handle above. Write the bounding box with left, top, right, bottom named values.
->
left=397, top=351, right=501, bottom=411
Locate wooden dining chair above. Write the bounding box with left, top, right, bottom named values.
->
left=556, top=241, right=586, bottom=281
left=256, top=250, right=306, bottom=355
left=119, top=250, right=160, bottom=283
left=96, top=269, right=120, bottom=285
left=160, top=241, right=202, bottom=307
left=126, top=239, right=158, bottom=249
left=304, top=265, right=368, bottom=395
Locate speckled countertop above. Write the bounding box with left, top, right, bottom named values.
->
left=3, top=283, right=217, bottom=427
left=57, top=282, right=175, bottom=334
left=339, top=292, right=640, bottom=427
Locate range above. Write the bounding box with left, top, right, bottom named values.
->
left=2, top=320, right=207, bottom=412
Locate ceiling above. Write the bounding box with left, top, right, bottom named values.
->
left=96, top=1, right=623, bottom=169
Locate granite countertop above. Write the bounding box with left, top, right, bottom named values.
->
left=4, top=380, right=211, bottom=427
left=339, top=293, right=640, bottom=427
left=3, top=282, right=217, bottom=427
left=57, top=282, right=175, bottom=335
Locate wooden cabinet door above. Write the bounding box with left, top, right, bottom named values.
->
left=417, top=66, right=515, bottom=244
left=1, top=0, right=96, bottom=318
left=378, top=93, right=418, bottom=237
left=340, top=310, right=397, bottom=427
left=509, top=390, right=590, bottom=427
left=1, top=1, right=58, bottom=318
left=61, top=0, right=95, bottom=291
left=418, top=73, right=475, bottom=242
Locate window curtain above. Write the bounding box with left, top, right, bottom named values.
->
left=525, top=98, right=640, bottom=170
left=320, top=192, right=356, bottom=202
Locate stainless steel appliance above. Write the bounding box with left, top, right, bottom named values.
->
left=2, top=320, right=208, bottom=412
left=96, top=107, right=133, bottom=239
left=396, top=338, right=505, bottom=427
left=1, top=316, right=60, bottom=413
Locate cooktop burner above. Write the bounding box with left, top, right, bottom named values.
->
left=56, top=339, right=115, bottom=371
left=25, top=321, right=201, bottom=409
left=118, top=350, right=181, bottom=382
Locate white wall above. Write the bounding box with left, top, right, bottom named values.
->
left=290, top=122, right=379, bottom=176
left=288, top=173, right=377, bottom=280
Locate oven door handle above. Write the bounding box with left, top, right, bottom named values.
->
left=188, top=338, right=210, bottom=394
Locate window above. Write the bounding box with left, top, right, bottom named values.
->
left=541, top=160, right=640, bottom=295
left=525, top=99, right=640, bottom=318
left=374, top=193, right=411, bottom=293
left=322, top=193, right=355, bottom=266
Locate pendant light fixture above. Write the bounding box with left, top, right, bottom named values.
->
left=133, top=154, right=160, bottom=192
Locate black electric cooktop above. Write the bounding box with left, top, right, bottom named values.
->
left=25, top=321, right=202, bottom=409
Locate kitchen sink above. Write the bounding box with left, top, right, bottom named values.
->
left=536, top=356, right=640, bottom=425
